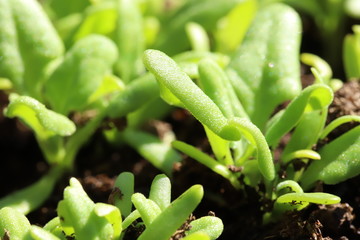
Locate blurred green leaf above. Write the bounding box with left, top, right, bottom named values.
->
left=45, top=35, right=118, bottom=115
left=0, top=0, right=64, bottom=98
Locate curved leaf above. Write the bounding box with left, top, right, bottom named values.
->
left=277, top=192, right=341, bottom=205
left=5, top=95, right=76, bottom=138
left=301, top=125, right=360, bottom=188
left=143, top=49, right=240, bottom=140
left=265, top=84, right=333, bottom=148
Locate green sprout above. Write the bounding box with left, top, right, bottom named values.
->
left=0, top=173, right=223, bottom=240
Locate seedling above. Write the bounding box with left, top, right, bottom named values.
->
left=142, top=3, right=360, bottom=220
left=0, top=173, right=223, bottom=240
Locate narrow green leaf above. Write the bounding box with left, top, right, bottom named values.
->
left=301, top=53, right=332, bottom=83
left=228, top=117, right=275, bottom=181
left=320, top=115, right=360, bottom=140
left=277, top=192, right=341, bottom=205
left=149, top=174, right=171, bottom=211
left=115, top=0, right=144, bottom=82
left=172, top=140, right=241, bottom=189
left=154, top=0, right=241, bottom=55
left=276, top=180, right=303, bottom=194
left=106, top=74, right=159, bottom=118
left=301, top=126, right=360, bottom=188
left=113, top=172, right=134, bottom=218
left=265, top=84, right=333, bottom=148
left=131, top=193, right=162, bottom=227
left=198, top=58, right=235, bottom=118
left=138, top=185, right=204, bottom=240
left=215, top=0, right=258, bottom=53
left=30, top=225, right=61, bottom=240
left=94, top=203, right=122, bottom=239
left=282, top=149, right=321, bottom=164
left=343, top=25, right=360, bottom=79
left=186, top=22, right=210, bottom=52
left=121, top=129, right=182, bottom=176
left=143, top=49, right=241, bottom=141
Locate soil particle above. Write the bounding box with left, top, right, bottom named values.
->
left=171, top=214, right=196, bottom=240
left=326, top=80, right=360, bottom=140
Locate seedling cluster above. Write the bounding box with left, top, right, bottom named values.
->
left=1, top=0, right=360, bottom=239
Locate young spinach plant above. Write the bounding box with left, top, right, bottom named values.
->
left=0, top=172, right=223, bottom=240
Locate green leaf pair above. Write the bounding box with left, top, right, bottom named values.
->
left=1, top=173, right=223, bottom=239
left=114, top=172, right=223, bottom=240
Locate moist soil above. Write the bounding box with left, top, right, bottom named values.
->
left=1, top=81, right=360, bottom=240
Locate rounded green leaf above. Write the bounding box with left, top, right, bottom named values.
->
left=186, top=216, right=223, bottom=240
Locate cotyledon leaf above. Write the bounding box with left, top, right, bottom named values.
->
left=138, top=185, right=204, bottom=240
left=143, top=49, right=241, bottom=141
left=4, top=95, right=76, bottom=138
